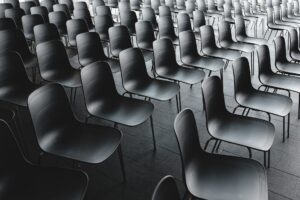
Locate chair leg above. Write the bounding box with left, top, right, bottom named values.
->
left=117, top=145, right=126, bottom=183
left=150, top=116, right=156, bottom=151
left=282, top=116, right=286, bottom=143
left=264, top=151, right=267, bottom=167
left=298, top=93, right=300, bottom=119
left=175, top=95, right=180, bottom=113
left=287, top=113, right=290, bottom=138
left=215, top=140, right=222, bottom=152
left=268, top=150, right=271, bottom=168
left=247, top=147, right=252, bottom=158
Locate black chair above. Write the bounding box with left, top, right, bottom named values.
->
left=34, top=23, right=61, bottom=45
left=30, top=0, right=40, bottom=6
left=232, top=57, right=292, bottom=142
left=118, top=1, right=131, bottom=13
left=142, top=7, right=158, bottom=31
left=74, top=8, right=94, bottom=31
left=28, top=83, right=126, bottom=181
left=76, top=32, right=120, bottom=72
left=202, top=76, right=275, bottom=167
left=94, top=14, right=113, bottom=43
left=0, top=18, right=16, bottom=30
left=81, top=61, right=156, bottom=149
left=151, top=176, right=180, bottom=200
left=30, top=6, right=49, bottom=23
left=92, top=0, right=105, bottom=15
left=5, top=8, right=25, bottom=29
left=158, top=16, right=178, bottom=46
left=193, top=10, right=205, bottom=33
left=5, top=0, right=20, bottom=8
left=59, top=0, right=74, bottom=14
left=135, top=20, right=155, bottom=61
left=158, top=5, right=171, bottom=17
left=40, top=0, right=55, bottom=12
left=119, top=48, right=180, bottom=110
left=0, top=117, right=89, bottom=200
left=288, top=28, right=300, bottom=61
left=177, top=12, right=193, bottom=34
left=108, top=25, right=132, bottom=58
left=22, top=14, right=44, bottom=42
left=96, top=5, right=112, bottom=17
left=53, top=3, right=71, bottom=19
left=48, top=11, right=68, bottom=36
left=36, top=40, right=81, bottom=103
left=174, top=108, right=269, bottom=200
left=0, top=3, right=13, bottom=18
left=120, top=10, right=137, bottom=35
left=130, top=0, right=141, bottom=11
left=20, top=1, right=36, bottom=15
left=74, top=1, right=88, bottom=10
left=66, top=19, right=88, bottom=47
left=179, top=30, right=225, bottom=77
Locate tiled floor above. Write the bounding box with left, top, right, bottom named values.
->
left=19, top=19, right=300, bottom=199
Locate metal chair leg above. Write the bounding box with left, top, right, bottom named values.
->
left=287, top=113, right=290, bottom=138
left=283, top=116, right=286, bottom=143
left=268, top=150, right=271, bottom=168
left=150, top=116, right=156, bottom=151
left=117, top=145, right=126, bottom=183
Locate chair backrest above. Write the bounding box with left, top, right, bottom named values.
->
left=274, top=36, right=288, bottom=63
left=0, top=3, right=13, bottom=18
left=151, top=0, right=161, bottom=13
left=92, top=0, right=105, bottom=15
left=74, top=9, right=94, bottom=30
left=294, top=0, right=300, bottom=14
left=81, top=61, right=119, bottom=113
left=28, top=83, right=77, bottom=149
left=287, top=2, right=294, bottom=16
left=158, top=16, right=176, bottom=40
left=76, top=32, right=107, bottom=66
left=202, top=76, right=227, bottom=122
left=0, top=18, right=16, bottom=30
left=40, top=0, right=55, bottom=12
left=200, top=25, right=217, bottom=49
left=193, top=10, right=205, bottom=32
left=30, top=6, right=49, bottom=22
left=217, top=0, right=225, bottom=10
left=233, top=2, right=243, bottom=16
left=273, top=6, right=281, bottom=21
left=5, top=8, right=25, bottom=29
left=142, top=7, right=157, bottom=28
left=234, top=15, right=247, bottom=37
left=118, top=1, right=130, bottom=12
left=223, top=3, right=233, bottom=20
left=159, top=5, right=171, bottom=17
left=130, top=0, right=141, bottom=10
left=94, top=14, right=113, bottom=41
left=36, top=40, right=72, bottom=79
left=22, top=14, right=44, bottom=40
left=176, top=0, right=185, bottom=9
left=108, top=25, right=132, bottom=57
left=67, top=19, right=88, bottom=46
left=197, top=0, right=207, bottom=11
left=74, top=1, right=88, bottom=10
left=48, top=11, right=68, bottom=34
left=185, top=0, right=195, bottom=16
left=257, top=45, right=273, bottom=76
left=232, top=57, right=255, bottom=97
left=135, top=20, right=155, bottom=50
left=119, top=48, right=151, bottom=88
left=179, top=30, right=199, bottom=59
left=266, top=7, right=274, bottom=24
left=244, top=0, right=251, bottom=15
left=53, top=4, right=71, bottom=19
left=165, top=0, right=175, bottom=9
left=207, top=0, right=217, bottom=11
left=177, top=12, right=192, bottom=33
left=96, top=5, right=112, bottom=16
left=289, top=28, right=299, bottom=53
left=59, top=0, right=74, bottom=13
left=34, top=23, right=60, bottom=45
left=218, top=20, right=233, bottom=43
left=151, top=175, right=181, bottom=200
left=20, top=1, right=35, bottom=15
left=5, top=0, right=20, bottom=8
left=120, top=10, right=137, bottom=34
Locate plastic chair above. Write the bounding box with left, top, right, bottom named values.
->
left=73, top=9, right=94, bottom=31
left=0, top=3, right=13, bottom=18
left=0, top=18, right=16, bottom=30
left=20, top=1, right=36, bottom=15
left=34, top=23, right=61, bottom=45
left=53, top=4, right=71, bottom=19
left=135, top=20, right=155, bottom=61
left=94, top=14, right=113, bottom=42
left=30, top=6, right=49, bottom=23
left=66, top=19, right=88, bottom=47
left=22, top=14, right=44, bottom=41
left=158, top=16, right=178, bottom=45
left=5, top=8, right=25, bottom=29
left=108, top=25, right=132, bottom=58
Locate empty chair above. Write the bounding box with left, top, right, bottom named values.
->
left=233, top=57, right=292, bottom=142
left=120, top=10, right=137, bottom=35
left=22, top=14, right=44, bottom=41
left=119, top=48, right=180, bottom=105
left=118, top=1, right=130, bottom=13
left=174, top=108, right=269, bottom=200
left=130, top=0, right=141, bottom=11
left=193, top=10, right=205, bottom=33
left=40, top=0, right=55, bottom=12
left=179, top=30, right=225, bottom=77
left=53, top=4, right=71, bottom=19
left=59, top=0, right=74, bottom=13
left=30, top=6, right=49, bottom=23
left=108, top=25, right=132, bottom=58
left=0, top=3, right=13, bottom=18
left=151, top=0, right=160, bottom=14
left=0, top=18, right=16, bottom=30
left=142, top=7, right=158, bottom=30
left=66, top=19, right=88, bottom=47
left=74, top=9, right=94, bottom=31
left=185, top=0, right=195, bottom=17
left=176, top=0, right=185, bottom=10
left=49, top=11, right=68, bottom=35
left=257, top=45, right=300, bottom=119
left=151, top=176, right=181, bottom=200
left=34, top=23, right=61, bottom=45
left=288, top=28, right=300, bottom=61
left=158, top=5, right=171, bottom=17
left=76, top=32, right=120, bottom=72
left=92, top=0, right=105, bottom=15
left=74, top=1, right=88, bottom=10
left=158, top=17, right=178, bottom=45
left=135, top=20, right=155, bottom=61
left=0, top=118, right=89, bottom=200
left=177, top=12, right=192, bottom=33
left=223, top=3, right=234, bottom=23
left=81, top=62, right=156, bottom=149
left=96, top=5, right=112, bottom=17
left=94, top=14, right=113, bottom=42
left=20, top=1, right=36, bottom=15
left=153, top=38, right=205, bottom=87
left=165, top=0, right=176, bottom=12
left=5, top=8, right=25, bottom=29
left=28, top=83, right=126, bottom=181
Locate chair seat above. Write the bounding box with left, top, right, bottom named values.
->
left=276, top=61, right=300, bottom=75
left=124, top=79, right=179, bottom=101
left=156, top=66, right=205, bottom=85
left=220, top=41, right=255, bottom=52
left=208, top=113, right=274, bottom=151
left=41, top=123, right=122, bottom=163
left=182, top=55, right=224, bottom=71
left=236, top=91, right=292, bottom=117
left=88, top=97, right=153, bottom=126
left=187, top=155, right=268, bottom=200
left=42, top=70, right=82, bottom=88
left=260, top=74, right=300, bottom=93
left=202, top=48, right=241, bottom=61
left=236, top=36, right=267, bottom=45
left=7, top=166, right=88, bottom=200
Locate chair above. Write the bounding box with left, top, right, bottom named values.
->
left=158, top=17, right=178, bottom=46
left=141, top=7, right=158, bottom=30
left=0, top=117, right=89, bottom=200
left=74, top=1, right=88, bottom=10
left=5, top=8, right=25, bottom=29
left=179, top=30, right=225, bottom=77
left=185, top=0, right=195, bottom=18
left=176, top=0, right=185, bottom=10
left=48, top=11, right=68, bottom=35
left=0, top=3, right=13, bottom=18
left=76, top=32, right=120, bottom=72
left=0, top=18, right=16, bottom=30
left=118, top=1, right=131, bottom=13
left=28, top=83, right=126, bottom=181
left=34, top=23, right=61, bottom=45
left=158, top=5, right=171, bottom=17
left=174, top=108, right=269, bottom=200
left=66, top=19, right=88, bottom=47
left=96, top=5, right=112, bottom=17
left=5, top=0, right=20, bottom=8
left=22, top=14, right=44, bottom=42
left=177, top=12, right=192, bottom=33
left=40, top=0, right=55, bottom=12
left=119, top=48, right=180, bottom=110
left=130, top=0, right=141, bottom=11
left=232, top=57, right=292, bottom=142
left=151, top=176, right=180, bottom=200
left=135, top=20, right=155, bottom=61
left=274, top=5, right=299, bottom=28
left=30, top=6, right=49, bottom=23
left=53, top=4, right=72, bottom=19
left=20, top=1, right=36, bottom=15
left=288, top=28, right=300, bottom=61
left=30, top=0, right=40, bottom=6
left=94, top=14, right=113, bottom=42
left=74, top=9, right=94, bottom=31
left=92, top=0, right=105, bottom=15
left=81, top=61, right=156, bottom=149
left=108, top=25, right=132, bottom=58
left=193, top=10, right=205, bottom=33
left=257, top=45, right=300, bottom=119
left=120, top=10, right=137, bottom=35
left=151, top=0, right=160, bottom=14
left=223, top=4, right=235, bottom=24
left=59, top=0, right=74, bottom=14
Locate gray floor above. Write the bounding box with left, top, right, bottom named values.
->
left=20, top=18, right=300, bottom=199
